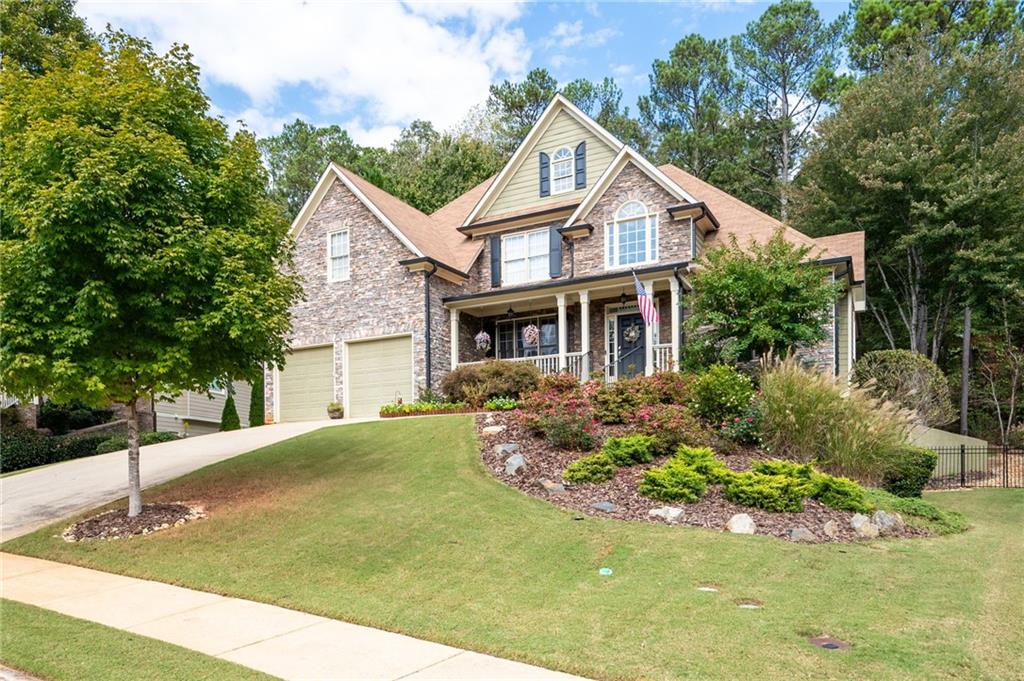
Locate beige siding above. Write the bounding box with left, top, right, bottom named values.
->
left=836, top=293, right=851, bottom=378
left=483, top=110, right=618, bottom=218
left=155, top=380, right=252, bottom=435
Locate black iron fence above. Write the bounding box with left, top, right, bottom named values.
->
left=927, top=445, right=1024, bottom=489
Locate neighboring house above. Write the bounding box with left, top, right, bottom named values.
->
left=267, top=94, right=866, bottom=421
left=156, top=380, right=252, bottom=436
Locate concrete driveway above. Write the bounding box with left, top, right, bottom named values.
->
left=1, top=420, right=368, bottom=541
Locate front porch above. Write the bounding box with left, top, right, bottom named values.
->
left=446, top=270, right=687, bottom=382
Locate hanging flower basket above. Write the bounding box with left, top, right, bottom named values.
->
left=474, top=330, right=491, bottom=352
left=522, top=323, right=540, bottom=347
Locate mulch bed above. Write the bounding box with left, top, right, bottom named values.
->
left=478, top=412, right=928, bottom=543
left=62, top=503, right=205, bottom=542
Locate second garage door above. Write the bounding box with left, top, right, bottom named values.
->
left=347, top=335, right=413, bottom=418
left=278, top=346, right=334, bottom=421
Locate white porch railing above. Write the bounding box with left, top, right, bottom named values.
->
left=653, top=344, right=674, bottom=373
left=459, top=352, right=588, bottom=380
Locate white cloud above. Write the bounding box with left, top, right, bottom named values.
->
left=545, top=20, right=618, bottom=49
left=691, top=0, right=756, bottom=12
left=79, top=0, right=530, bottom=143
left=610, top=63, right=645, bottom=86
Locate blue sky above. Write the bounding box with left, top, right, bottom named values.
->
left=79, top=1, right=848, bottom=146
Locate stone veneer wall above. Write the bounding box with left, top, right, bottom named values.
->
left=266, top=178, right=429, bottom=418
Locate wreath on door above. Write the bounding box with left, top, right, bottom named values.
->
left=623, top=323, right=642, bottom=343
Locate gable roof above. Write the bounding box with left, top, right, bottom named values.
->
left=429, top=175, right=494, bottom=271
left=461, top=94, right=624, bottom=226
left=563, top=147, right=699, bottom=228
left=815, top=231, right=866, bottom=282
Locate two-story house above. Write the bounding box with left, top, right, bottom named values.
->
left=267, top=95, right=865, bottom=421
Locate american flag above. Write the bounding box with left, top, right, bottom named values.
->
left=633, top=273, right=659, bottom=326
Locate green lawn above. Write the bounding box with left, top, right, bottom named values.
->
left=4, top=417, right=1022, bottom=680
left=0, top=599, right=273, bottom=681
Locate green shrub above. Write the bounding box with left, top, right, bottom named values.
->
left=809, top=474, right=872, bottom=513
left=379, top=401, right=467, bottom=416
left=882, top=445, right=938, bottom=498
left=638, top=458, right=708, bottom=502
left=593, top=372, right=694, bottom=424
left=220, top=394, right=241, bottom=431
left=723, top=472, right=807, bottom=512
left=538, top=412, right=596, bottom=451
left=483, top=396, right=519, bottom=411
left=563, top=453, right=617, bottom=484
left=865, top=489, right=968, bottom=535
left=592, top=381, right=642, bottom=424
left=249, top=370, right=265, bottom=426
left=852, top=350, right=956, bottom=427
left=759, top=356, right=911, bottom=482
left=94, top=431, right=181, bottom=455
left=441, top=360, right=541, bottom=406
left=718, top=400, right=762, bottom=445
left=674, top=445, right=734, bottom=484
left=601, top=435, right=656, bottom=466
left=752, top=459, right=815, bottom=480
left=631, top=403, right=707, bottom=456
left=0, top=428, right=109, bottom=472
left=690, top=364, right=754, bottom=423
left=38, top=399, right=113, bottom=435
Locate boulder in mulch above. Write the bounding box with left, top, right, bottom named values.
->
left=591, top=501, right=617, bottom=513
left=538, top=478, right=565, bottom=495
left=726, top=513, right=756, bottom=534
left=872, top=510, right=903, bottom=533
left=788, top=527, right=816, bottom=542
left=504, top=454, right=526, bottom=475
left=62, top=503, right=205, bottom=542
left=648, top=506, right=685, bottom=524
left=494, top=443, right=520, bottom=456
left=481, top=425, right=506, bottom=436
left=850, top=513, right=870, bottom=529
left=851, top=513, right=880, bottom=538
left=822, top=520, right=840, bottom=539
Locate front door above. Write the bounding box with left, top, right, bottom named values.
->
left=616, top=313, right=646, bottom=379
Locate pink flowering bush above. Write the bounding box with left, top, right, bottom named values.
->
left=593, top=372, right=695, bottom=424
left=718, top=399, right=762, bottom=445
left=517, top=373, right=597, bottom=450
left=630, top=403, right=707, bottom=456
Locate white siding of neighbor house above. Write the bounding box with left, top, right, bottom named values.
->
left=155, top=380, right=251, bottom=436
left=482, top=110, right=619, bottom=218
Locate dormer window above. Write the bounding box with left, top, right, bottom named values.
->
left=551, top=147, right=574, bottom=194
left=606, top=200, right=658, bottom=269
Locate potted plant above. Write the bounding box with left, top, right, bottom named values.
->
left=326, top=402, right=344, bottom=419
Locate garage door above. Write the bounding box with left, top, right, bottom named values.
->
left=347, top=335, right=413, bottom=418
left=278, top=346, right=334, bottom=421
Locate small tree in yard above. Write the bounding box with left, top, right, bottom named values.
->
left=248, top=369, right=265, bottom=427
left=0, top=32, right=301, bottom=516
left=220, top=392, right=241, bottom=431
left=685, top=230, right=840, bottom=365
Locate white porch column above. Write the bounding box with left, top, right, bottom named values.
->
left=556, top=292, right=567, bottom=371
left=643, top=279, right=655, bottom=376
left=449, top=308, right=459, bottom=370
left=579, top=290, right=590, bottom=380
left=670, top=276, right=681, bottom=371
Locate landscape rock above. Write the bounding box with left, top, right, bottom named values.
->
left=855, top=521, right=880, bottom=539
left=481, top=425, right=506, bottom=436
left=494, top=442, right=520, bottom=456
left=822, top=520, right=840, bottom=539
left=726, top=513, right=756, bottom=534
left=538, top=478, right=565, bottom=495
left=788, top=527, right=816, bottom=542
left=872, top=510, right=903, bottom=533
left=850, top=513, right=870, bottom=530
left=504, top=454, right=526, bottom=476
left=591, top=501, right=617, bottom=513
left=648, top=507, right=685, bottom=524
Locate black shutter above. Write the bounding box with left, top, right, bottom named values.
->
left=490, top=236, right=501, bottom=287
left=574, top=141, right=586, bottom=189
left=549, top=226, right=562, bottom=278
left=539, top=152, right=550, bottom=197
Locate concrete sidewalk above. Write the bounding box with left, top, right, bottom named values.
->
left=1, top=420, right=369, bottom=540
left=1, top=553, right=585, bottom=680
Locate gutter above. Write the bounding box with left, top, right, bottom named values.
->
left=815, top=255, right=856, bottom=286
left=399, top=256, right=469, bottom=281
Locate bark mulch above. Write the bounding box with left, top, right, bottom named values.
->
left=62, top=503, right=205, bottom=542
left=478, top=412, right=928, bottom=543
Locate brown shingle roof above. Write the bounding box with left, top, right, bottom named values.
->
left=429, top=175, right=495, bottom=272
left=815, top=231, right=866, bottom=282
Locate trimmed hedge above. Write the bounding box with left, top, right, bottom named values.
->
left=441, top=360, right=541, bottom=407
left=94, top=431, right=181, bottom=455
left=380, top=401, right=468, bottom=417
left=882, top=445, right=938, bottom=498
left=1, top=428, right=110, bottom=473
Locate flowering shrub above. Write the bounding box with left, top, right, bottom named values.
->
left=719, top=400, right=762, bottom=445
left=690, top=364, right=755, bottom=423
left=563, top=453, right=616, bottom=483
left=593, top=372, right=694, bottom=424
left=537, top=411, right=596, bottom=450
left=630, top=403, right=707, bottom=456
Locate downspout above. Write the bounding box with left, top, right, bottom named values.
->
left=423, top=264, right=438, bottom=392
left=833, top=271, right=840, bottom=377
left=672, top=266, right=687, bottom=365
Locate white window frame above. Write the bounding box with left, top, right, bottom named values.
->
left=501, top=227, right=549, bottom=285
left=208, top=379, right=228, bottom=396
left=327, top=228, right=350, bottom=283
left=551, top=147, right=574, bottom=195
left=604, top=201, right=659, bottom=270
left=495, top=314, right=559, bottom=359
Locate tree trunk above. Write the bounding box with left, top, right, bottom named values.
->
left=126, top=398, right=142, bottom=517
left=960, top=306, right=971, bottom=436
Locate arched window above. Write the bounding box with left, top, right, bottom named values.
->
left=551, top=147, right=573, bottom=194
left=606, top=200, right=658, bottom=268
